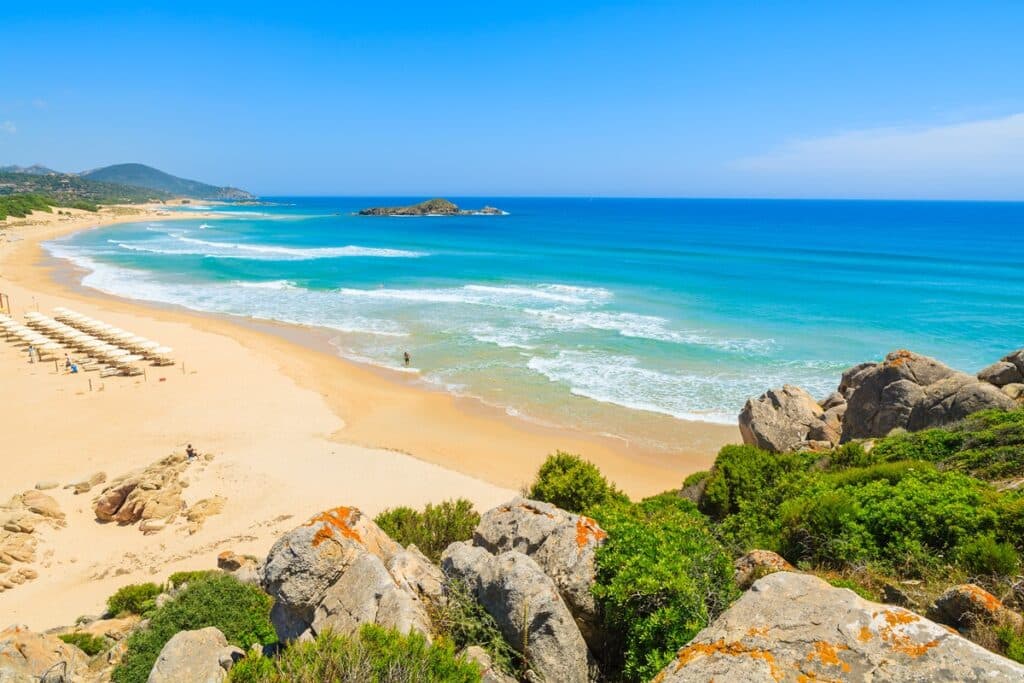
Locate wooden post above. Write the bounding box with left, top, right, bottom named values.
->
left=89, top=379, right=93, bottom=392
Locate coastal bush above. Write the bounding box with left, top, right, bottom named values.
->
left=58, top=632, right=110, bottom=656
left=227, top=625, right=481, bottom=683
left=958, top=535, right=1020, bottom=577
left=998, top=626, right=1024, bottom=664
left=589, top=493, right=737, bottom=682
left=779, top=466, right=1000, bottom=575
left=428, top=580, right=520, bottom=676
left=374, top=498, right=479, bottom=563
left=168, top=569, right=220, bottom=588
left=106, top=582, right=162, bottom=616
left=0, top=193, right=55, bottom=220
left=112, top=573, right=275, bottom=683
left=871, top=408, right=1024, bottom=481
left=528, top=451, right=629, bottom=513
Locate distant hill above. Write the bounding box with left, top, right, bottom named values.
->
left=0, top=164, right=61, bottom=175
left=0, top=171, right=172, bottom=205
left=81, top=163, right=255, bottom=201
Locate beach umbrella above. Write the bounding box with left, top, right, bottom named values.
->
left=124, top=335, right=148, bottom=346
left=42, top=342, right=62, bottom=351
left=153, top=346, right=173, bottom=355
left=105, top=349, right=131, bottom=358
left=119, top=354, right=145, bottom=363
left=138, top=340, right=161, bottom=350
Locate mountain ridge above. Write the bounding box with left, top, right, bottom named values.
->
left=80, top=163, right=255, bottom=201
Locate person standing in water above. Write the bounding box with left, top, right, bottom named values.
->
left=403, top=351, right=411, bottom=367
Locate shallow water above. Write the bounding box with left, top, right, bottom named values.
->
left=47, top=197, right=1024, bottom=449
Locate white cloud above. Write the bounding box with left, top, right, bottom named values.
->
left=0, top=121, right=15, bottom=134
left=731, top=113, right=1024, bottom=199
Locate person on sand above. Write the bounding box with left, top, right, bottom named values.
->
left=186, top=444, right=197, bottom=460
left=27, top=345, right=35, bottom=364
left=65, top=353, right=72, bottom=371
left=403, top=351, right=411, bottom=367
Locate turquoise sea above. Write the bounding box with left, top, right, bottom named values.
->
left=46, top=198, right=1024, bottom=450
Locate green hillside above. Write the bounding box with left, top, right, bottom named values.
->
left=0, top=171, right=171, bottom=206
left=81, top=163, right=254, bottom=200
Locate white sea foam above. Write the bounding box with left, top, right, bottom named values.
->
left=198, top=223, right=212, bottom=229
left=109, top=235, right=426, bottom=260
left=232, top=279, right=299, bottom=291
left=335, top=283, right=612, bottom=308
left=523, top=308, right=775, bottom=353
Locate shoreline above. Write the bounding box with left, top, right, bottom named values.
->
left=14, top=208, right=738, bottom=494
left=0, top=205, right=735, bottom=628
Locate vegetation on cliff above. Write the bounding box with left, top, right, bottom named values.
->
left=112, top=573, right=275, bottom=683
left=374, top=498, right=480, bottom=563
left=228, top=625, right=480, bottom=682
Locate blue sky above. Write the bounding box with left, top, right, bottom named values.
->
left=2, top=1, right=1023, bottom=198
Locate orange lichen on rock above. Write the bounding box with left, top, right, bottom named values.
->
left=857, top=626, right=873, bottom=643
left=575, top=515, right=607, bottom=550
left=806, top=641, right=851, bottom=672
left=885, top=350, right=913, bottom=367
left=305, top=506, right=362, bottom=547
left=747, top=626, right=770, bottom=637
left=673, top=640, right=784, bottom=681
left=875, top=609, right=941, bottom=658
left=962, top=584, right=1004, bottom=612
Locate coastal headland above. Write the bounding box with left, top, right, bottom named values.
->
left=0, top=205, right=736, bottom=629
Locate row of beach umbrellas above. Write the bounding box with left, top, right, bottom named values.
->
left=1, top=308, right=175, bottom=372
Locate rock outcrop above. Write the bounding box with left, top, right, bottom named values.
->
left=358, top=198, right=505, bottom=216
left=733, top=550, right=795, bottom=590
left=472, top=497, right=607, bottom=648
left=928, top=584, right=1024, bottom=631
left=217, top=550, right=261, bottom=585
left=738, top=349, right=1019, bottom=452
left=261, top=506, right=439, bottom=642
left=738, top=385, right=837, bottom=452
left=442, top=541, right=592, bottom=683
left=978, top=350, right=1024, bottom=387
left=0, top=490, right=65, bottom=593
left=0, top=624, right=89, bottom=682
left=93, top=454, right=190, bottom=527
left=841, top=350, right=1015, bottom=441
left=147, top=627, right=242, bottom=683
left=652, top=572, right=1024, bottom=682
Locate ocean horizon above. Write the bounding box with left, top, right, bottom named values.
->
left=45, top=197, right=1024, bottom=451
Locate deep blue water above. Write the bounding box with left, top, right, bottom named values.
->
left=46, top=198, right=1024, bottom=446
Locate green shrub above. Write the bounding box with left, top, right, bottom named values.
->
left=998, top=626, right=1024, bottom=664
left=681, top=470, right=710, bottom=488
left=699, top=445, right=815, bottom=520
left=112, top=574, right=275, bottom=683
left=826, top=577, right=876, bottom=601
left=168, top=569, right=220, bottom=588
left=958, top=535, right=1020, bottom=577
left=107, top=583, right=162, bottom=616
left=428, top=581, right=520, bottom=676
left=374, top=499, right=480, bottom=563
left=829, top=442, right=876, bottom=469
left=871, top=409, right=1024, bottom=481
left=780, top=466, right=999, bottom=575
left=589, top=493, right=737, bottom=682
left=527, top=451, right=629, bottom=514
left=871, top=428, right=963, bottom=464
left=228, top=625, right=481, bottom=683
left=59, top=632, right=109, bottom=656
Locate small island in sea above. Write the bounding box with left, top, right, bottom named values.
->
left=358, top=198, right=506, bottom=216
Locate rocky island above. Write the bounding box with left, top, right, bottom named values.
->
left=358, top=198, right=506, bottom=216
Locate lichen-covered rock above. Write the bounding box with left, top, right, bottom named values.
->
left=928, top=584, right=1024, bottom=631
left=1003, top=383, right=1024, bottom=403
left=442, top=541, right=591, bottom=683
left=261, top=506, right=403, bottom=641
left=841, top=350, right=1015, bottom=442
left=147, top=627, right=242, bottom=683
left=733, top=550, right=794, bottom=590
left=0, top=624, right=89, bottom=682
left=739, top=385, right=836, bottom=452
left=652, top=572, right=1024, bottom=682
left=386, top=545, right=445, bottom=608
left=473, top=497, right=606, bottom=647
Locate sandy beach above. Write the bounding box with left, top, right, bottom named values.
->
left=0, top=206, right=736, bottom=629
